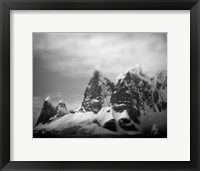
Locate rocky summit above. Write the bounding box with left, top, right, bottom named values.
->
left=35, top=97, right=57, bottom=126
left=55, top=100, right=67, bottom=117
left=111, top=66, right=153, bottom=124
left=36, top=98, right=68, bottom=126
left=79, top=70, right=114, bottom=114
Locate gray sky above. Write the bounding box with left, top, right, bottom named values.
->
left=33, top=32, right=167, bottom=125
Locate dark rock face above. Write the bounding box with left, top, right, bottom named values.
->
left=110, top=68, right=167, bottom=126
left=111, top=70, right=153, bottom=124
left=36, top=98, right=68, bottom=126
left=162, top=101, right=167, bottom=110
left=80, top=70, right=114, bottom=114
left=55, top=100, right=67, bottom=117
left=36, top=100, right=56, bottom=126
left=119, top=118, right=138, bottom=131
left=54, top=109, right=66, bottom=118
left=153, top=91, right=159, bottom=103
left=152, top=71, right=167, bottom=112
left=103, top=119, right=117, bottom=132
left=69, top=110, right=76, bottom=114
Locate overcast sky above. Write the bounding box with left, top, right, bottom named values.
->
left=33, top=32, right=167, bottom=125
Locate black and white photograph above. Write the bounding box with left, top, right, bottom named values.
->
left=33, top=32, right=167, bottom=138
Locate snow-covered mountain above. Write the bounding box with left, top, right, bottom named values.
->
left=34, top=65, right=167, bottom=137
left=36, top=98, right=68, bottom=126
left=79, top=70, right=114, bottom=114
left=111, top=65, right=152, bottom=125
left=35, top=97, right=57, bottom=126
left=111, top=65, right=167, bottom=125
left=56, top=100, right=68, bottom=116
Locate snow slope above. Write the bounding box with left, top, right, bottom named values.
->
left=34, top=110, right=119, bottom=136
left=34, top=105, right=166, bottom=137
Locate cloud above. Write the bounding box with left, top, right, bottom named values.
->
left=33, top=32, right=167, bottom=79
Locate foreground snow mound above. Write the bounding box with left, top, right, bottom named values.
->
left=34, top=105, right=166, bottom=137
left=34, top=111, right=120, bottom=136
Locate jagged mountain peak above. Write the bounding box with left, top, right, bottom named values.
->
left=116, top=65, right=148, bottom=84
left=45, top=96, right=51, bottom=103
left=35, top=96, right=56, bottom=126
left=57, top=99, right=67, bottom=110
left=80, top=69, right=114, bottom=114
left=90, top=69, right=110, bottom=83
left=91, top=70, right=101, bottom=81
left=55, top=99, right=67, bottom=118
left=130, top=64, right=142, bottom=75
left=151, top=70, right=167, bottom=90
left=93, top=69, right=100, bottom=76
left=88, top=69, right=114, bottom=88
left=58, top=99, right=66, bottom=105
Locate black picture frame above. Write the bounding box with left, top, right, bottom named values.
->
left=0, top=0, right=200, bottom=170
